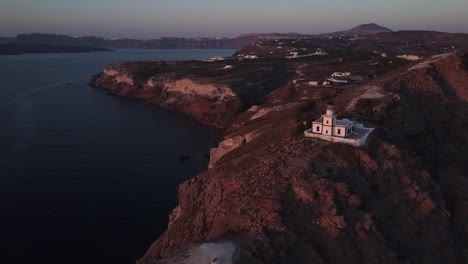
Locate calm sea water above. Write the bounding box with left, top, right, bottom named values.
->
left=0, top=49, right=235, bottom=264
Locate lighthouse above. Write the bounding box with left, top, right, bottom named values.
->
left=321, top=101, right=337, bottom=135
left=305, top=101, right=374, bottom=146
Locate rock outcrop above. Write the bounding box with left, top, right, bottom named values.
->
left=90, top=59, right=294, bottom=129
left=209, top=135, right=246, bottom=168
left=91, top=63, right=242, bottom=129
left=141, top=137, right=465, bottom=264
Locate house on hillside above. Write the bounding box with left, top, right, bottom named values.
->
left=332, top=72, right=351, bottom=77
left=242, top=55, right=258, bottom=59
left=314, top=48, right=328, bottom=56
left=293, top=79, right=307, bottom=84
left=201, top=56, right=225, bottom=62
left=327, top=78, right=349, bottom=84
left=397, top=54, right=422, bottom=61
left=289, top=52, right=299, bottom=58
left=304, top=101, right=374, bottom=146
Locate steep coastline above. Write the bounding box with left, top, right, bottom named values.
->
left=90, top=64, right=242, bottom=129
left=90, top=51, right=468, bottom=264
left=90, top=58, right=294, bottom=129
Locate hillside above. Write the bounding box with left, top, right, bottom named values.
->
left=236, top=30, right=468, bottom=59
left=139, top=51, right=467, bottom=264
left=90, top=44, right=468, bottom=263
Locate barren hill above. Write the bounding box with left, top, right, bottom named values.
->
left=324, top=23, right=392, bottom=36
left=90, top=44, right=468, bottom=263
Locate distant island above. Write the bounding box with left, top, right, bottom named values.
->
left=0, top=23, right=394, bottom=50
left=0, top=43, right=112, bottom=55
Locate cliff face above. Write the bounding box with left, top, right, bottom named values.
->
left=91, top=63, right=242, bottom=129
left=142, top=139, right=458, bottom=264
left=90, top=59, right=294, bottom=129
left=134, top=51, right=467, bottom=264
left=89, top=49, right=467, bottom=263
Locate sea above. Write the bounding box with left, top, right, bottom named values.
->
left=0, top=49, right=235, bottom=264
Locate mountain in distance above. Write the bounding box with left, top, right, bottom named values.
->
left=322, top=23, right=393, bottom=37
left=348, top=23, right=392, bottom=34
left=3, top=23, right=456, bottom=51
left=0, top=43, right=111, bottom=55
left=0, top=24, right=395, bottom=51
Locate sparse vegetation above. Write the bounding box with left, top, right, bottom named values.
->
left=355, top=98, right=373, bottom=112
left=320, top=88, right=339, bottom=101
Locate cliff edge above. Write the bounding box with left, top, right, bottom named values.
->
left=90, top=59, right=293, bottom=129
left=91, top=49, right=468, bottom=264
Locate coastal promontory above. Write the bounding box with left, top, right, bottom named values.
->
left=90, top=33, right=468, bottom=263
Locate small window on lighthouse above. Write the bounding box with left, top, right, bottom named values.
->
left=316, top=126, right=320, bottom=132
left=326, top=120, right=329, bottom=124
left=337, top=129, right=341, bottom=135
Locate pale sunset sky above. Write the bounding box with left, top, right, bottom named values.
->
left=1, top=0, right=467, bottom=38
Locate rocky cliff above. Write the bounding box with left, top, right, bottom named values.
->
left=90, top=59, right=294, bottom=129
left=91, top=50, right=467, bottom=264
left=91, top=62, right=241, bottom=129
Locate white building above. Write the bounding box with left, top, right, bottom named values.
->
left=293, top=78, right=307, bottom=84
left=314, top=49, right=328, bottom=56
left=327, top=78, right=348, bottom=84
left=201, top=56, right=225, bottom=62
left=397, top=54, right=422, bottom=61
left=308, top=81, right=319, bottom=86
left=332, top=72, right=351, bottom=77
left=243, top=55, right=258, bottom=59
left=322, top=81, right=332, bottom=86
left=304, top=102, right=374, bottom=146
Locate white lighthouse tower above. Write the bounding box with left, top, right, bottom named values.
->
left=305, top=101, right=374, bottom=146
left=322, top=101, right=337, bottom=135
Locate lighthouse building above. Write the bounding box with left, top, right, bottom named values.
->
left=304, top=101, right=374, bottom=146
left=311, top=102, right=355, bottom=137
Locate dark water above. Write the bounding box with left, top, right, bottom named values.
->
left=0, top=49, right=235, bottom=264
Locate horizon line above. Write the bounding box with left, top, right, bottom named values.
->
left=2, top=29, right=468, bottom=40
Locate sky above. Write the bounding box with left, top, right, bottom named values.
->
left=1, top=0, right=467, bottom=38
